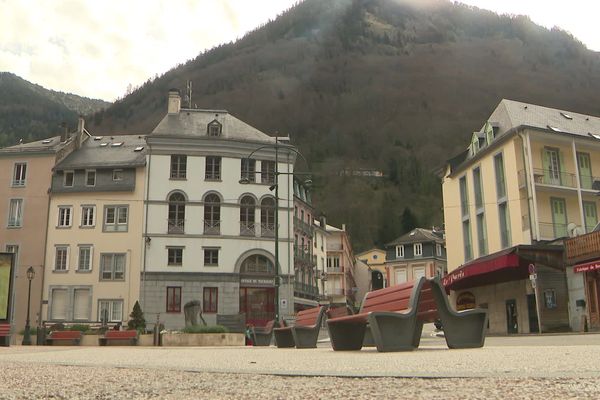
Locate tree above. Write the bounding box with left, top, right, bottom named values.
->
left=127, top=301, right=146, bottom=332
left=401, top=207, right=419, bottom=234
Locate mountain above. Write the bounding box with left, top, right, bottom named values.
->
left=17, top=0, right=600, bottom=250
left=0, top=72, right=110, bottom=146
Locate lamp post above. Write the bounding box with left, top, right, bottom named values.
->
left=22, top=266, right=35, bottom=345
left=240, top=139, right=310, bottom=322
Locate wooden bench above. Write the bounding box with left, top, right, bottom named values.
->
left=0, top=323, right=10, bottom=346
left=99, top=330, right=138, bottom=346
left=249, top=319, right=281, bottom=346
left=46, top=330, right=82, bottom=345
left=274, top=306, right=326, bottom=349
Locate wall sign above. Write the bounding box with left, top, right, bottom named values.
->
left=456, top=291, right=476, bottom=311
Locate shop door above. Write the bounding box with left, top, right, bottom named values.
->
left=505, top=299, right=518, bottom=334
left=371, top=270, right=384, bottom=290
left=526, top=294, right=539, bottom=333
left=585, top=272, right=600, bottom=330
left=239, top=287, right=275, bottom=327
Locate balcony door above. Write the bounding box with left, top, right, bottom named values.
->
left=577, top=152, right=593, bottom=189
left=543, top=148, right=561, bottom=186
left=551, top=198, right=567, bottom=238
left=583, top=201, right=598, bottom=233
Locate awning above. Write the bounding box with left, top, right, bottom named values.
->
left=442, top=246, right=530, bottom=291
left=574, top=260, right=600, bottom=273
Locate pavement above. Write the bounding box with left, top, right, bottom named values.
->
left=1, top=329, right=599, bottom=399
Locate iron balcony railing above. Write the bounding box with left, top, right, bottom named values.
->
left=167, top=219, right=185, bottom=234
left=329, top=288, right=345, bottom=296
left=260, top=222, right=275, bottom=238
left=538, top=222, right=568, bottom=239
left=294, top=217, right=314, bottom=234
left=203, top=220, right=221, bottom=235
left=240, top=221, right=256, bottom=236
left=532, top=168, right=577, bottom=188
left=327, top=266, right=343, bottom=274
left=294, top=282, right=320, bottom=297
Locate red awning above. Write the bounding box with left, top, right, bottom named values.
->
left=442, top=247, right=529, bottom=291
left=574, top=260, right=600, bottom=273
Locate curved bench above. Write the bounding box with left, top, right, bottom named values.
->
left=274, top=306, right=326, bottom=349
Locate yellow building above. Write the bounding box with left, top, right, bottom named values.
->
left=441, top=99, right=600, bottom=334
left=355, top=248, right=387, bottom=290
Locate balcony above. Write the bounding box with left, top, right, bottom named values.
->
left=538, top=222, right=568, bottom=240
left=565, top=230, right=600, bottom=264
left=260, top=222, right=275, bottom=238
left=294, top=282, right=320, bottom=299
left=240, top=221, right=256, bottom=237
left=294, top=246, right=317, bottom=266
left=329, top=288, right=345, bottom=296
left=327, top=267, right=343, bottom=274
left=580, top=175, right=600, bottom=191
left=532, top=168, right=577, bottom=189
left=294, top=217, right=314, bottom=235
left=167, top=219, right=184, bottom=234
left=203, top=220, right=220, bottom=235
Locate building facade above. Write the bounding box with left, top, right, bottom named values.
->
left=441, top=99, right=596, bottom=334
left=142, top=90, right=295, bottom=329
left=324, top=224, right=357, bottom=308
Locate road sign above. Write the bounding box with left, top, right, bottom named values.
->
left=528, top=263, right=536, bottom=274
left=529, top=273, right=537, bottom=281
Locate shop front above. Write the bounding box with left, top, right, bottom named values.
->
left=238, top=254, right=276, bottom=327
left=573, top=260, right=600, bottom=330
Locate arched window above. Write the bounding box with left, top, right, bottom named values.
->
left=240, top=195, right=256, bottom=236
left=168, top=192, right=186, bottom=234
left=240, top=254, right=274, bottom=275
left=260, top=197, right=275, bottom=238
left=204, top=193, right=221, bottom=235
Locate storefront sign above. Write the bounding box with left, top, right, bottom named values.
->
left=442, top=270, right=465, bottom=287
left=456, top=291, right=476, bottom=311
left=574, top=261, right=600, bottom=273
left=240, top=277, right=275, bottom=286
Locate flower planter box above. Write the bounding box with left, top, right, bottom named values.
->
left=161, top=333, right=245, bottom=347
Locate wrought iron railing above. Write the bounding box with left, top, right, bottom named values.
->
left=203, top=220, right=221, bottom=235
left=260, top=222, right=275, bottom=238
left=167, top=219, right=185, bottom=234
left=538, top=222, right=568, bottom=239
left=240, top=221, right=256, bottom=236
left=532, top=168, right=577, bottom=188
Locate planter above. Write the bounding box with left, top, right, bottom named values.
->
left=161, top=332, right=245, bottom=346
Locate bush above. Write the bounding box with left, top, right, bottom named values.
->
left=180, top=325, right=229, bottom=334
left=69, top=324, right=91, bottom=333
left=127, top=301, right=146, bottom=332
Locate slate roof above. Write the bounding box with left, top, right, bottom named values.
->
left=54, top=135, right=147, bottom=170
left=0, top=136, right=64, bottom=154
left=152, top=108, right=276, bottom=144
left=386, top=228, right=444, bottom=246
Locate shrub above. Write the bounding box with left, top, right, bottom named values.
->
left=127, top=301, right=146, bottom=332
left=69, top=324, right=91, bottom=333
left=180, top=325, right=229, bottom=334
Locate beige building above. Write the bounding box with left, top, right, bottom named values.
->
left=325, top=224, right=357, bottom=308
left=0, top=134, right=76, bottom=338
left=441, top=99, right=595, bottom=334
left=42, top=134, right=146, bottom=326
left=355, top=248, right=387, bottom=300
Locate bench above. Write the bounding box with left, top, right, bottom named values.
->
left=249, top=319, right=281, bottom=346
left=99, top=330, right=138, bottom=346
left=46, top=330, right=82, bottom=345
left=274, top=306, right=326, bottom=348
left=0, top=323, right=10, bottom=346
left=216, top=313, right=246, bottom=334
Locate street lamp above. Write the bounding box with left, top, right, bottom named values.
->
left=22, top=266, right=35, bottom=345
left=239, top=138, right=310, bottom=322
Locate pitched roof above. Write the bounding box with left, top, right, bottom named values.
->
left=54, top=135, right=147, bottom=170
left=152, top=108, right=276, bottom=144
left=0, top=136, right=65, bottom=154
left=386, top=228, right=444, bottom=246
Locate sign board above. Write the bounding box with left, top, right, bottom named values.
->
left=280, top=299, right=288, bottom=309
left=0, top=253, right=15, bottom=322
left=529, top=273, right=537, bottom=281
left=240, top=277, right=275, bottom=286
left=456, top=291, right=476, bottom=311
left=528, top=263, right=536, bottom=275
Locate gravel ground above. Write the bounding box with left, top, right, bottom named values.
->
left=0, top=362, right=599, bottom=400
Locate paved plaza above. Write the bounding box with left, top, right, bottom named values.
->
left=1, top=332, right=599, bottom=399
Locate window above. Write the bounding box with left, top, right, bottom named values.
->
left=73, top=288, right=90, bottom=320
left=499, top=202, right=511, bottom=248
left=260, top=197, right=275, bottom=237
left=240, top=195, right=256, bottom=236
left=5, top=245, right=19, bottom=268
left=98, top=300, right=123, bottom=322
left=99, top=253, right=125, bottom=280
left=241, top=158, right=256, bottom=183
left=473, top=167, right=483, bottom=210
left=166, top=287, right=182, bottom=313
left=261, top=161, right=275, bottom=184
left=396, top=245, right=404, bottom=258
left=395, top=268, right=407, bottom=284
left=203, top=287, right=218, bottom=313
left=104, top=205, right=128, bottom=232
left=207, top=121, right=222, bottom=136
left=81, top=205, right=95, bottom=227
left=414, top=243, right=423, bottom=256
left=168, top=192, right=186, bottom=234
left=204, top=248, right=219, bottom=266
left=78, top=246, right=92, bottom=271
left=203, top=194, right=221, bottom=234
left=112, top=169, right=123, bottom=181
left=57, top=206, right=72, bottom=227
left=170, top=155, right=187, bottom=179
left=463, top=220, right=472, bottom=262
left=205, top=156, right=221, bottom=180
left=64, top=171, right=74, bottom=187
left=7, top=198, right=23, bottom=227
left=413, top=266, right=426, bottom=280
left=167, top=247, right=183, bottom=266
left=544, top=289, right=557, bottom=309
left=327, top=256, right=340, bottom=269
left=12, top=163, right=27, bottom=186
left=476, top=213, right=488, bottom=256
left=50, top=289, right=68, bottom=320
left=86, top=170, right=96, bottom=186
left=459, top=176, right=469, bottom=217
left=494, top=153, right=507, bottom=200
left=436, top=243, right=442, bottom=257
left=55, top=246, right=69, bottom=271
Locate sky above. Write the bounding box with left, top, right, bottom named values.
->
left=1, top=0, right=598, bottom=102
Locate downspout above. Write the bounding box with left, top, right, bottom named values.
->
left=571, top=138, right=585, bottom=231
left=287, top=152, right=292, bottom=317
left=141, top=148, right=151, bottom=311
left=522, top=131, right=540, bottom=242
left=38, top=172, right=53, bottom=328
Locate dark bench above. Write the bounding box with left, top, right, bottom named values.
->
left=46, top=330, right=82, bottom=345
left=0, top=323, right=10, bottom=346
left=249, top=320, right=281, bottom=346
left=99, top=330, right=138, bottom=346
left=274, top=306, right=327, bottom=348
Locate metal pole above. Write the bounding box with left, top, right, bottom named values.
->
left=274, top=136, right=279, bottom=322
left=22, top=277, right=32, bottom=345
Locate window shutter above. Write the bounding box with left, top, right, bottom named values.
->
left=73, top=289, right=89, bottom=320
left=51, top=289, right=68, bottom=320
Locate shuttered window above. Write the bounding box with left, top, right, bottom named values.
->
left=73, top=289, right=90, bottom=320
left=51, top=289, right=68, bottom=320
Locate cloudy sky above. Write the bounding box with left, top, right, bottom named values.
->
left=1, top=0, right=598, bottom=101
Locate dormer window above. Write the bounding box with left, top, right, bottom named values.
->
left=207, top=120, right=222, bottom=137
left=414, top=243, right=423, bottom=257
left=396, top=245, right=404, bottom=258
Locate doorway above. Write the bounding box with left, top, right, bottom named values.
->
left=585, top=271, right=600, bottom=330
left=239, top=287, right=275, bottom=327
left=505, top=299, right=518, bottom=334
left=371, top=271, right=384, bottom=290
left=526, top=294, right=539, bottom=333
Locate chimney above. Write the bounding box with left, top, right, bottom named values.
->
left=342, top=224, right=346, bottom=231
left=77, top=116, right=85, bottom=134
left=168, top=89, right=181, bottom=114
left=60, top=121, right=68, bottom=142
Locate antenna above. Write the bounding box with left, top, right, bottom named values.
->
left=187, top=80, right=192, bottom=108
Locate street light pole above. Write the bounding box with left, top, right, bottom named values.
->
left=274, top=137, right=280, bottom=322
left=22, top=266, right=35, bottom=345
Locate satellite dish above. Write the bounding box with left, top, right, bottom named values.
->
left=567, top=223, right=583, bottom=237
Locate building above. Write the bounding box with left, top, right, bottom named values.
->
left=356, top=248, right=387, bottom=290
left=324, top=224, right=357, bottom=308
left=440, top=99, right=598, bottom=334
left=0, top=132, right=76, bottom=337
left=42, top=132, right=146, bottom=326
left=385, top=228, right=446, bottom=287
left=142, top=90, right=295, bottom=329
left=293, top=178, right=320, bottom=310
